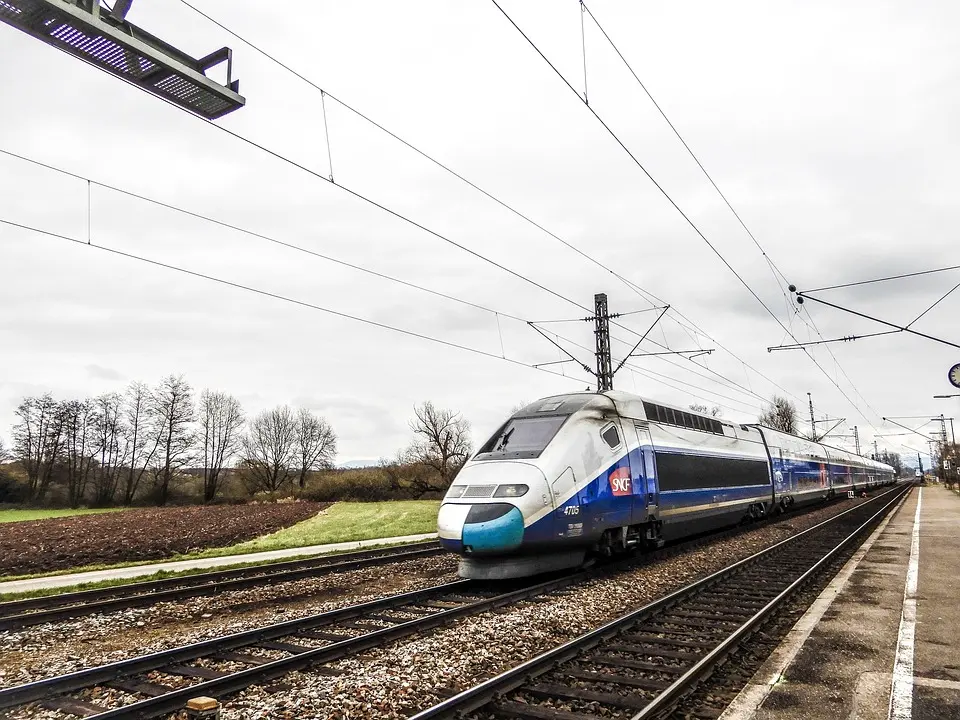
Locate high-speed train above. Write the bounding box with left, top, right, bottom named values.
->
left=437, top=391, right=896, bottom=579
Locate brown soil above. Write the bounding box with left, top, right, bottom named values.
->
left=1, top=502, right=330, bottom=576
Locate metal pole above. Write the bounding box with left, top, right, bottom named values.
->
left=808, top=392, right=817, bottom=441
left=873, top=440, right=879, bottom=459
left=850, top=426, right=860, bottom=455
left=594, top=293, right=613, bottom=392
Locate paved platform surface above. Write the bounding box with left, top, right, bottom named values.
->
left=0, top=532, right=438, bottom=595
left=721, top=484, right=960, bottom=720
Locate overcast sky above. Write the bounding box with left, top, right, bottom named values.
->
left=1, top=0, right=958, bottom=466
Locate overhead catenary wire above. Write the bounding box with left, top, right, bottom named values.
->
left=3, top=216, right=765, bottom=416
left=0, top=217, right=588, bottom=384
left=803, top=263, right=960, bottom=294
left=489, top=0, right=791, bottom=337
left=490, top=0, right=891, bottom=438
left=172, top=0, right=800, bottom=409
left=0, top=147, right=531, bottom=324
left=579, top=1, right=793, bottom=296
left=0, top=145, right=767, bottom=414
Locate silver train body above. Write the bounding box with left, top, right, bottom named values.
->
left=437, top=391, right=896, bottom=579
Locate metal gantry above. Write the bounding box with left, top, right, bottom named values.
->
left=0, top=0, right=245, bottom=119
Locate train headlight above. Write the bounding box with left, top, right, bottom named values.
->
left=494, top=484, right=529, bottom=498
left=446, top=485, right=467, bottom=499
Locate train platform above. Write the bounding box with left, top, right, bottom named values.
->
left=0, top=531, right=438, bottom=595
left=721, top=484, right=960, bottom=720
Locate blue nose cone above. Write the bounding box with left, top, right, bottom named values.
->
left=462, top=504, right=525, bottom=553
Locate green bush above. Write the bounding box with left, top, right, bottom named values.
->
left=300, top=469, right=403, bottom=502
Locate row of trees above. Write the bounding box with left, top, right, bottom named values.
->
left=5, top=375, right=337, bottom=506
left=1, top=376, right=477, bottom=507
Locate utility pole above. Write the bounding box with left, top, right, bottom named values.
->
left=594, top=293, right=613, bottom=392
left=850, top=425, right=860, bottom=455
left=918, top=452, right=924, bottom=474
left=873, top=440, right=879, bottom=460
left=808, top=392, right=817, bottom=441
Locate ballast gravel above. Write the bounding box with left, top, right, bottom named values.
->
left=2, top=497, right=878, bottom=720
left=218, top=498, right=875, bottom=719
left=0, top=554, right=459, bottom=689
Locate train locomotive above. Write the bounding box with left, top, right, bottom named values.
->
left=437, top=391, right=896, bottom=579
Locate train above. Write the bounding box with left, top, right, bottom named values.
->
left=437, top=390, right=896, bottom=579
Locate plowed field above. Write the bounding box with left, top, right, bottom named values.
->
left=1, top=502, right=330, bottom=576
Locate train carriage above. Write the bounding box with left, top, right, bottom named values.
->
left=753, top=427, right=830, bottom=509
left=437, top=390, right=895, bottom=580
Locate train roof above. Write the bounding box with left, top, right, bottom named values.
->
left=516, top=391, right=894, bottom=473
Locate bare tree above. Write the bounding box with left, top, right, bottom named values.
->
left=241, top=406, right=297, bottom=493
left=149, top=375, right=196, bottom=506
left=121, top=381, right=160, bottom=505
left=759, top=396, right=798, bottom=434
left=689, top=403, right=722, bottom=417
left=13, top=394, right=67, bottom=502
left=405, top=401, right=472, bottom=495
left=199, top=390, right=245, bottom=502
left=294, top=408, right=337, bottom=489
left=91, top=393, right=130, bottom=506
left=61, top=399, right=97, bottom=508
left=0, top=436, right=10, bottom=463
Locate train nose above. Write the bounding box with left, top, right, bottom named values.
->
left=438, top=502, right=524, bottom=554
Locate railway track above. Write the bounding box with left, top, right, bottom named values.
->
left=0, top=540, right=444, bottom=631
left=411, top=482, right=911, bottom=720
left=1, top=489, right=896, bottom=719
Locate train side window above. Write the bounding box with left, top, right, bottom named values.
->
left=601, top=424, right=621, bottom=450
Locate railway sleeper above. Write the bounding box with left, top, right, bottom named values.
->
left=604, top=642, right=701, bottom=661
left=618, top=633, right=716, bottom=649
left=490, top=698, right=598, bottom=720
left=585, top=653, right=687, bottom=674
left=524, top=682, right=650, bottom=709
left=561, top=668, right=671, bottom=691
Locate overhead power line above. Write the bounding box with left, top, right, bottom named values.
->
left=0, top=146, right=770, bottom=413
left=489, top=0, right=789, bottom=335
left=3, top=162, right=768, bottom=415
left=1, top=217, right=587, bottom=384
left=3, top=215, right=766, bottom=415
left=804, top=263, right=960, bottom=294
left=490, top=0, right=887, bottom=435
left=0, top=147, right=529, bottom=324
left=579, top=1, right=793, bottom=295
left=172, top=0, right=798, bottom=409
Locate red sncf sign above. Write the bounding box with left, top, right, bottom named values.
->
left=609, top=467, right=632, bottom=496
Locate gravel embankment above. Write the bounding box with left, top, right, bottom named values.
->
left=218, top=497, right=882, bottom=719
left=3, top=495, right=890, bottom=720
left=0, top=554, right=459, bottom=689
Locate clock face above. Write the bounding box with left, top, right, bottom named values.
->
left=951, top=363, right=960, bottom=389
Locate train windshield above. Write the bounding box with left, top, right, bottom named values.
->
left=475, top=415, right=568, bottom=460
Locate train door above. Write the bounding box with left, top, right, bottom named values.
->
left=633, top=424, right=657, bottom=523
left=551, top=467, right=583, bottom=541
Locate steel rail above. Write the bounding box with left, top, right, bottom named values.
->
left=629, top=483, right=910, bottom=720
left=0, top=541, right=442, bottom=631
left=2, top=488, right=897, bottom=719
left=409, top=482, right=909, bottom=719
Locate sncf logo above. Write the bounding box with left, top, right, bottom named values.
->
left=609, top=467, right=632, bottom=496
